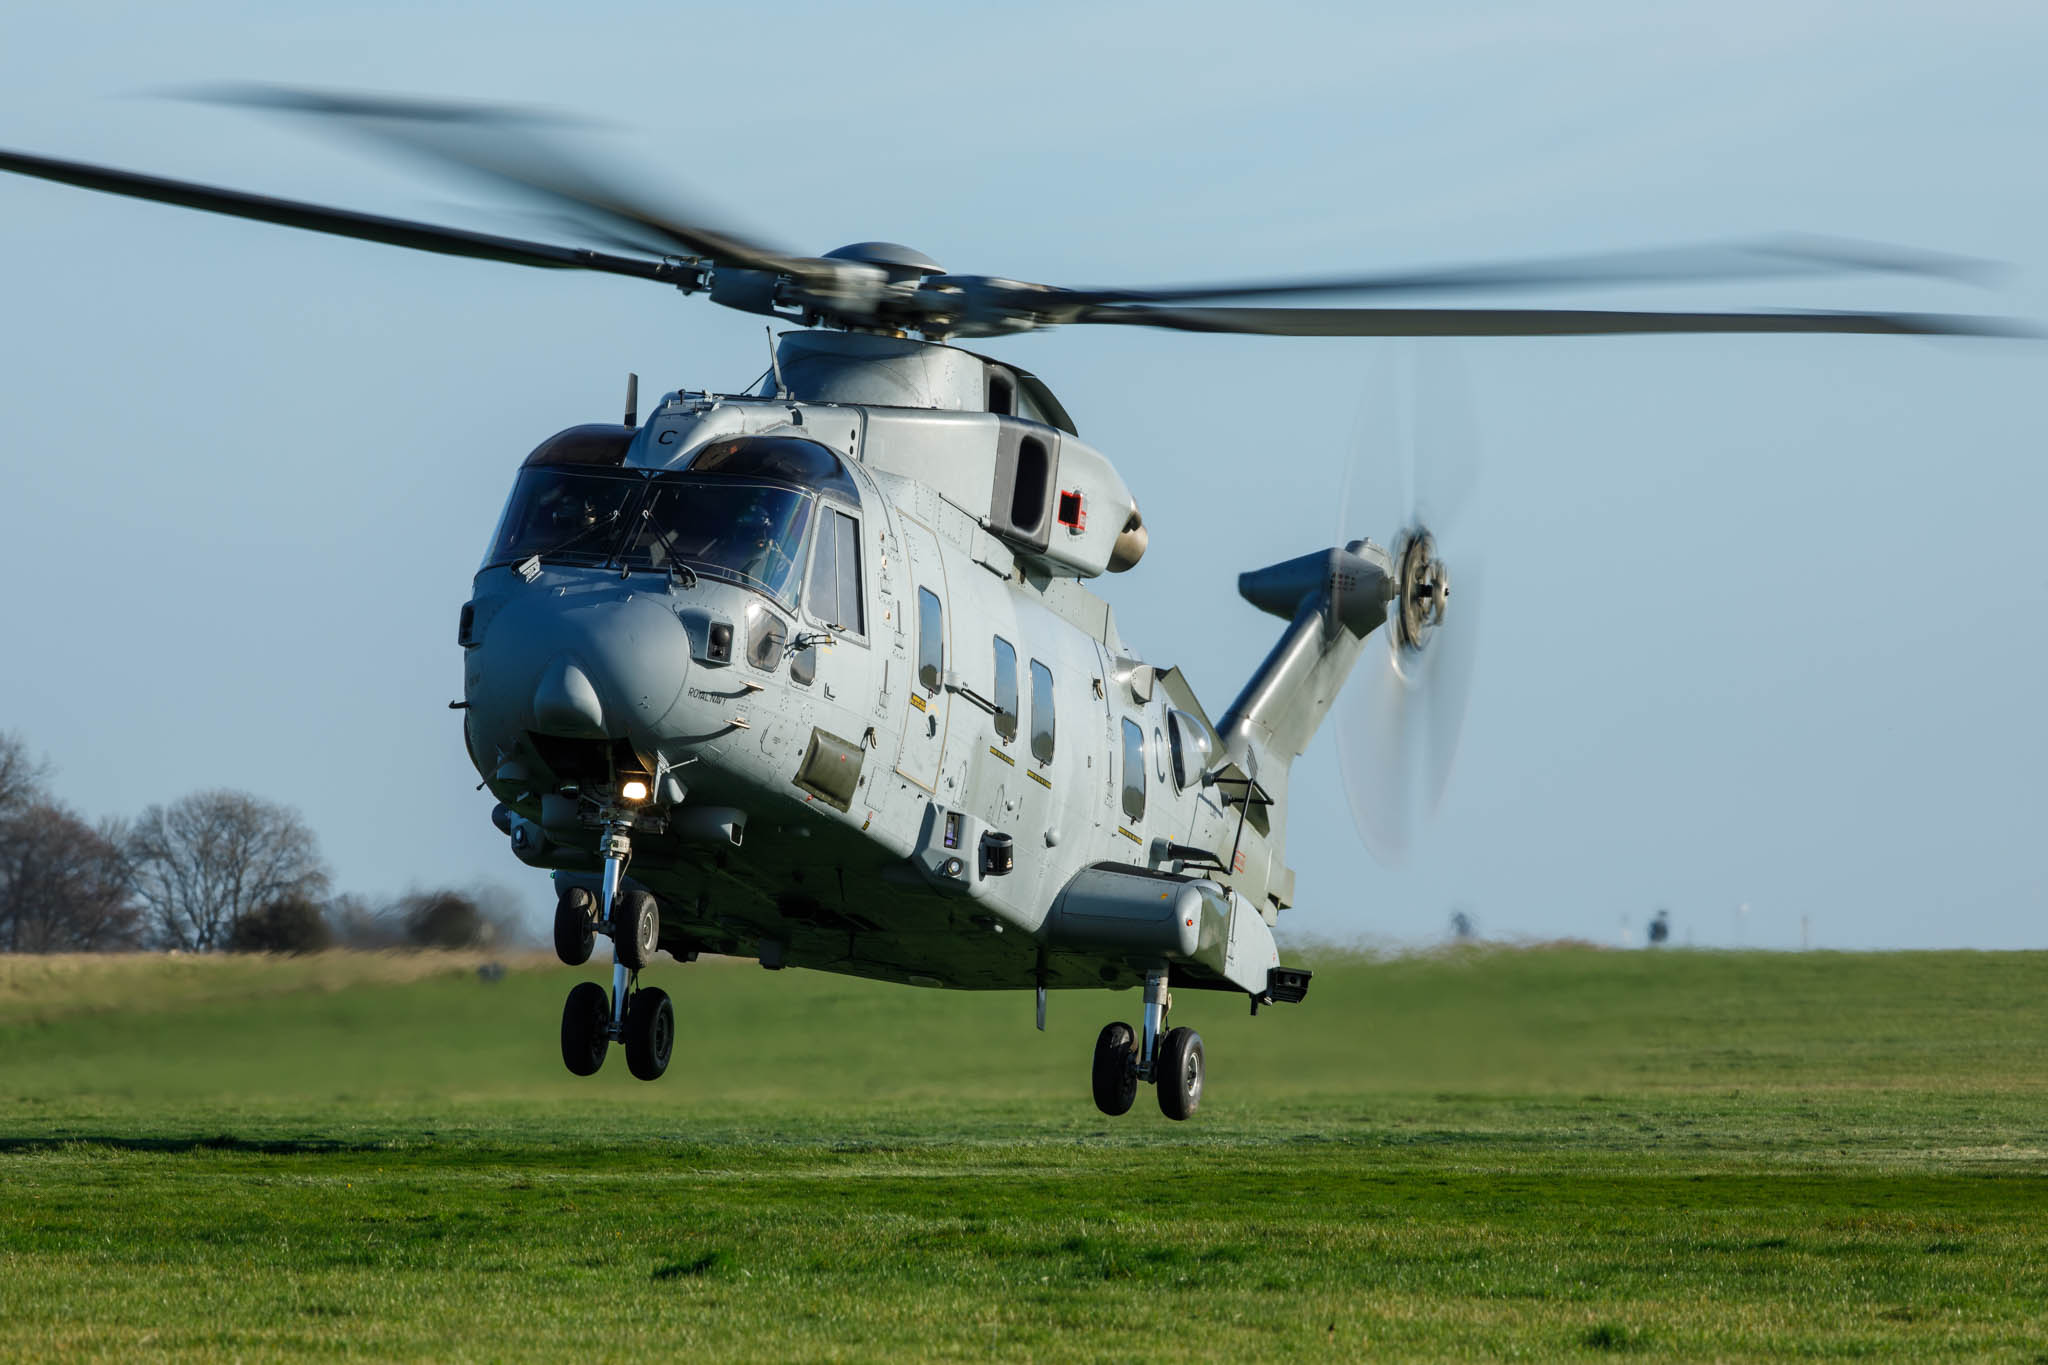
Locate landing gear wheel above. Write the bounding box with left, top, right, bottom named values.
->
left=1156, top=1026, right=1204, bottom=1121
left=614, top=889, right=660, bottom=969
left=553, top=888, right=595, bottom=966
left=560, top=981, right=610, bottom=1077
left=624, top=987, right=674, bottom=1082
left=1091, top=1021, right=1139, bottom=1117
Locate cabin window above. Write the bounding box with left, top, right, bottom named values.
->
left=791, top=643, right=816, bottom=686
left=917, top=588, right=943, bottom=693
left=992, top=636, right=1019, bottom=743
left=1121, top=717, right=1146, bottom=822
left=1029, top=659, right=1055, bottom=764
left=806, top=507, right=865, bottom=636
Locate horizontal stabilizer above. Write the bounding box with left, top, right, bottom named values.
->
left=1238, top=541, right=1393, bottom=638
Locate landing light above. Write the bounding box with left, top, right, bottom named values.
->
left=619, top=778, right=651, bottom=804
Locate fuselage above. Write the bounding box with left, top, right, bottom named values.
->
left=460, top=343, right=1293, bottom=994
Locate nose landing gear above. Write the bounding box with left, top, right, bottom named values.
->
left=1090, top=969, right=1205, bottom=1121
left=555, top=814, right=672, bottom=1082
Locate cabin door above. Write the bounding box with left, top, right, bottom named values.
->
left=892, top=516, right=952, bottom=792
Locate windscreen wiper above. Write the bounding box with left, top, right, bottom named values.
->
left=513, top=509, right=624, bottom=580
left=621, top=507, right=700, bottom=588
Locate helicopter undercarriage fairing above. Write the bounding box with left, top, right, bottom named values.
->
left=3, top=84, right=2028, bottom=1119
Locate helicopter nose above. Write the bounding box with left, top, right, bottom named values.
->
left=532, top=656, right=607, bottom=737
left=466, top=588, right=692, bottom=747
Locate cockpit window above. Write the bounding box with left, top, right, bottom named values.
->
left=687, top=436, right=860, bottom=502
left=521, top=424, right=635, bottom=469
left=622, top=480, right=814, bottom=604
left=484, top=468, right=642, bottom=568
left=482, top=436, right=851, bottom=611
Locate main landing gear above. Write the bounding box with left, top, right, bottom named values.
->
left=1092, top=969, right=1204, bottom=1121
left=553, top=817, right=672, bottom=1082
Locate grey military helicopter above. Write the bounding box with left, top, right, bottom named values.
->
left=2, top=89, right=2026, bottom=1119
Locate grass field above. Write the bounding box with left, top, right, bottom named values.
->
left=2, top=946, right=2045, bottom=1360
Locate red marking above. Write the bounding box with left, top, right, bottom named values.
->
left=1232, top=850, right=1246, bottom=873
left=1057, top=489, right=1085, bottom=530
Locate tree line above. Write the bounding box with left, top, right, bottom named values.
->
left=0, top=732, right=520, bottom=954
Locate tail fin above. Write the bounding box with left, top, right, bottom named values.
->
left=1202, top=541, right=1391, bottom=916
left=1216, top=540, right=1393, bottom=778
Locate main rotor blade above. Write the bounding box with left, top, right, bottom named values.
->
left=197, top=84, right=823, bottom=279
left=1061, top=236, right=2002, bottom=307
left=0, top=145, right=683, bottom=282
left=1080, top=304, right=2037, bottom=338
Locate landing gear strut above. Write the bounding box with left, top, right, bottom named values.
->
left=556, top=814, right=672, bottom=1082
left=1091, top=969, right=1205, bottom=1121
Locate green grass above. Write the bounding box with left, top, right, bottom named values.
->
left=2, top=946, right=2045, bottom=1359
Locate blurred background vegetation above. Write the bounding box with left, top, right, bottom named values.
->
left=0, top=729, right=521, bottom=955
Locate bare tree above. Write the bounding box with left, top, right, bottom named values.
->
left=0, top=802, right=141, bottom=952
left=126, top=790, right=330, bottom=951
left=0, top=731, right=51, bottom=816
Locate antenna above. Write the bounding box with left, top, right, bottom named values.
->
left=623, top=372, right=639, bottom=427
left=766, top=326, right=788, bottom=399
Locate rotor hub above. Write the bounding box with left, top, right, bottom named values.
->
left=1395, top=529, right=1451, bottom=652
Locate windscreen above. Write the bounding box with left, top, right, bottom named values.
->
left=620, top=479, right=815, bottom=605
left=483, top=468, right=641, bottom=568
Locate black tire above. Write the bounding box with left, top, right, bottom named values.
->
left=1156, top=1026, right=1204, bottom=1121
left=615, top=889, right=660, bottom=969
left=553, top=888, right=595, bottom=967
left=1091, top=1021, right=1139, bottom=1117
left=624, top=987, right=675, bottom=1082
left=560, top=981, right=611, bottom=1077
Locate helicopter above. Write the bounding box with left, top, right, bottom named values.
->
left=1, top=88, right=2028, bottom=1119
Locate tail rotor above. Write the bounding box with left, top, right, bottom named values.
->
left=1335, top=346, right=1484, bottom=863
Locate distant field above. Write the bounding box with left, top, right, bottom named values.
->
left=2, top=946, right=2044, bottom=1359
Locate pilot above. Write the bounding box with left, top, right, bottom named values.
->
left=733, top=495, right=791, bottom=588
left=544, top=490, right=604, bottom=535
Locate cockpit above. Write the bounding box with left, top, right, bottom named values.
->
left=483, top=432, right=861, bottom=609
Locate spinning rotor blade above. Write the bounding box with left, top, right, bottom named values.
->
left=1, top=85, right=2031, bottom=339
left=1081, top=304, right=2036, bottom=339
left=1335, top=346, right=1484, bottom=865
left=0, top=145, right=682, bottom=281
left=1059, top=236, right=2000, bottom=308
left=193, top=84, right=826, bottom=280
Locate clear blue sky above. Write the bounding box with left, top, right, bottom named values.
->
left=2, top=1, right=2042, bottom=949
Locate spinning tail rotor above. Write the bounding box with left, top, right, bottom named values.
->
left=1336, top=348, right=1484, bottom=863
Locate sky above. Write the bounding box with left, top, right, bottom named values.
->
left=1, top=0, right=2042, bottom=950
